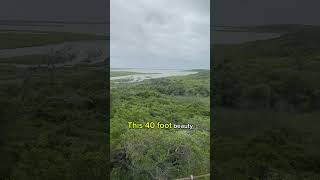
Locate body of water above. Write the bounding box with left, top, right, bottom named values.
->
left=0, top=23, right=108, bottom=35
left=0, top=40, right=106, bottom=58
left=111, top=69, right=198, bottom=83
left=214, top=31, right=280, bottom=44
left=0, top=40, right=107, bottom=68
left=0, top=22, right=108, bottom=67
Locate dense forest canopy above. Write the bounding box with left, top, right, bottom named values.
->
left=111, top=71, right=210, bottom=179
left=213, top=26, right=320, bottom=179
left=214, top=27, right=320, bottom=111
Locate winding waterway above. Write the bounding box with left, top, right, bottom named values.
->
left=111, top=69, right=198, bottom=83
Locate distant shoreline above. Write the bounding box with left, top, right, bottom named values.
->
left=0, top=19, right=108, bottom=25
left=111, top=68, right=209, bottom=71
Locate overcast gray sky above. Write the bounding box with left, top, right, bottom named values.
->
left=214, top=0, right=320, bottom=26
left=0, top=0, right=107, bottom=22
left=110, top=0, right=210, bottom=69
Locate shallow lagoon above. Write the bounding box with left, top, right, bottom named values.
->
left=110, top=68, right=198, bottom=83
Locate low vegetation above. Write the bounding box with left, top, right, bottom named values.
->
left=110, top=71, right=144, bottom=77
left=213, top=26, right=320, bottom=179
left=0, top=62, right=109, bottom=179
left=111, top=71, right=210, bottom=179
left=0, top=30, right=107, bottom=50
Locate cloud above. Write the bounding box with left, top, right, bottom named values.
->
left=214, top=0, right=320, bottom=26
left=0, top=0, right=107, bottom=22
left=110, top=0, right=210, bottom=69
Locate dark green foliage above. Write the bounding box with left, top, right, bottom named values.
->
left=0, top=31, right=106, bottom=50
left=213, top=26, right=320, bottom=179
left=214, top=29, right=320, bottom=111
left=111, top=71, right=210, bottom=179
left=0, top=64, right=109, bottom=179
